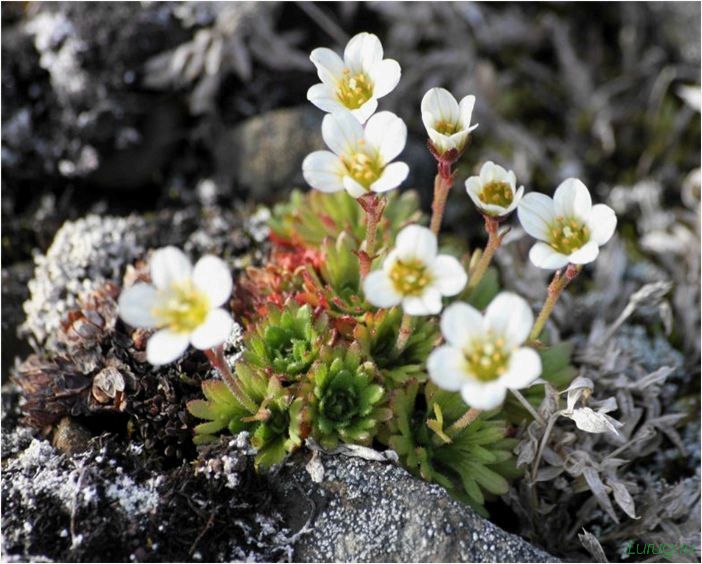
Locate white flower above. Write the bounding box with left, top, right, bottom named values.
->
left=427, top=292, right=542, bottom=410
left=465, top=161, right=524, bottom=217
left=363, top=224, right=467, bottom=315
left=517, top=178, right=617, bottom=270
left=302, top=109, right=409, bottom=198
left=307, top=32, right=401, bottom=123
left=421, top=87, right=478, bottom=155
left=118, top=247, right=234, bottom=366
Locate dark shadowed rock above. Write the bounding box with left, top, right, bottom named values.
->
left=277, top=450, right=558, bottom=563
left=1, top=425, right=293, bottom=562
left=1, top=262, right=33, bottom=379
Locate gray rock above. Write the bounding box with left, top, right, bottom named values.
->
left=216, top=106, right=324, bottom=202
left=216, top=105, right=436, bottom=203
left=277, top=451, right=557, bottom=563
left=21, top=214, right=148, bottom=348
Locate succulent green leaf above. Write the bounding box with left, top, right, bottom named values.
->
left=193, top=420, right=228, bottom=435
left=354, top=307, right=439, bottom=385
left=244, top=303, right=328, bottom=381
left=307, top=347, right=387, bottom=448
left=386, top=382, right=518, bottom=515
left=465, top=461, right=510, bottom=495
left=187, top=399, right=221, bottom=421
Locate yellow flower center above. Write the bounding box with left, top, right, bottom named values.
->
left=549, top=216, right=591, bottom=254
left=341, top=149, right=383, bottom=190
left=464, top=337, right=509, bottom=382
left=336, top=69, right=373, bottom=110
left=152, top=281, right=210, bottom=333
left=389, top=258, right=433, bottom=296
left=480, top=181, right=513, bottom=209
left=434, top=119, right=460, bottom=136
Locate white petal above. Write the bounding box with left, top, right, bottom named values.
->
left=344, top=32, right=383, bottom=73
left=421, top=111, right=437, bottom=136
left=351, top=97, right=378, bottom=124
left=381, top=249, right=400, bottom=274
left=568, top=241, right=600, bottom=264
left=553, top=178, right=592, bottom=220
left=146, top=329, right=190, bottom=366
left=479, top=161, right=498, bottom=184
left=430, top=255, right=467, bottom=296
left=507, top=170, right=517, bottom=189
left=363, top=271, right=402, bottom=308
left=459, top=380, right=507, bottom=410
left=440, top=301, right=484, bottom=349
left=342, top=176, right=368, bottom=198
left=426, top=128, right=454, bottom=153
left=491, top=162, right=510, bottom=183
left=529, top=242, right=570, bottom=270
left=484, top=291, right=534, bottom=347
left=402, top=288, right=443, bottom=316
left=370, top=162, right=409, bottom=193
left=447, top=130, right=470, bottom=150
left=370, top=59, right=401, bottom=98
left=307, top=83, right=346, bottom=114
left=310, top=47, right=345, bottom=84
left=303, top=150, right=345, bottom=193
left=190, top=309, right=234, bottom=350
left=518, top=193, right=556, bottom=241
left=192, top=256, right=232, bottom=307
left=364, top=111, right=407, bottom=163
left=479, top=203, right=510, bottom=217
left=150, top=247, right=192, bottom=290
left=587, top=204, right=617, bottom=245
left=458, top=95, right=476, bottom=129
left=427, top=345, right=467, bottom=392
left=505, top=185, right=525, bottom=214
left=465, top=176, right=483, bottom=206
left=395, top=224, right=437, bottom=263
left=322, top=111, right=364, bottom=155
left=500, top=347, right=542, bottom=390
left=118, top=283, right=159, bottom=328
left=420, top=87, right=459, bottom=124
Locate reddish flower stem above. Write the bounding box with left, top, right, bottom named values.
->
left=529, top=264, right=582, bottom=343
left=429, top=162, right=454, bottom=235
left=467, top=215, right=504, bottom=293
left=358, top=194, right=386, bottom=278
left=205, top=345, right=256, bottom=412
left=427, top=140, right=467, bottom=236
left=393, top=312, right=414, bottom=356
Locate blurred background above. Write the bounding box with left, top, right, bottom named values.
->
left=2, top=1, right=700, bottom=364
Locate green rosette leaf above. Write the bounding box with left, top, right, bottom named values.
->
left=306, top=345, right=390, bottom=449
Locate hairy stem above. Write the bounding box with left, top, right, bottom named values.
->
left=205, top=346, right=257, bottom=412
left=529, top=264, right=582, bottom=342
left=393, top=312, right=414, bottom=356
left=359, top=194, right=386, bottom=278
left=429, top=167, right=453, bottom=235
left=467, top=215, right=503, bottom=293
left=448, top=407, right=481, bottom=435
